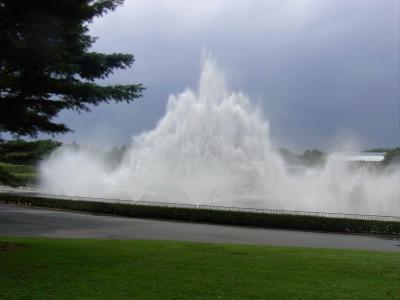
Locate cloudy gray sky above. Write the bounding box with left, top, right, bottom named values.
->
left=56, top=0, right=399, bottom=152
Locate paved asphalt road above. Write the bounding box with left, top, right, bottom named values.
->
left=1, top=204, right=399, bottom=251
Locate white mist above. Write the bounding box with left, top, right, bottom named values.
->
left=39, top=58, right=400, bottom=216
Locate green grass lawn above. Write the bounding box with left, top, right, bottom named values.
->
left=0, top=238, right=399, bottom=300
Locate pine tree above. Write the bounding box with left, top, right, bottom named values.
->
left=0, top=0, right=144, bottom=138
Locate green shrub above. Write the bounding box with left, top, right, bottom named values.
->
left=1, top=193, right=399, bottom=236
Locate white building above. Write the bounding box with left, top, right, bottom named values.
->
left=331, top=152, right=386, bottom=162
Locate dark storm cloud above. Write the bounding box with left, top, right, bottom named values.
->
left=56, top=0, right=399, bottom=151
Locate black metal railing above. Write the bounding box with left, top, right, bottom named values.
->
left=1, top=188, right=399, bottom=222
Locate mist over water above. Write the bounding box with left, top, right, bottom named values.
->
left=40, top=59, right=400, bottom=216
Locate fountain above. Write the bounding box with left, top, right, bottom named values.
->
left=39, top=57, right=400, bottom=216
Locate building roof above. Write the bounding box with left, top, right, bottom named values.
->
left=331, top=152, right=386, bottom=162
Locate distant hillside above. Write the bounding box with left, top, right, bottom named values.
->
left=278, top=148, right=326, bottom=167
left=0, top=139, right=61, bottom=187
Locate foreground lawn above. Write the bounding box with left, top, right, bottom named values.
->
left=0, top=238, right=399, bottom=299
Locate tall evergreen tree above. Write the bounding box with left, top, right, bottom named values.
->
left=0, top=0, right=143, bottom=138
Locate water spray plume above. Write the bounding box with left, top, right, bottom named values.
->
left=40, top=58, right=400, bottom=216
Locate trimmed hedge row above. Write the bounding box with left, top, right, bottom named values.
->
left=1, top=193, right=400, bottom=236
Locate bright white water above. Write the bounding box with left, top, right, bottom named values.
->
left=40, top=59, right=400, bottom=216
